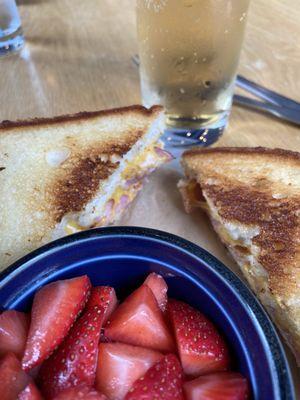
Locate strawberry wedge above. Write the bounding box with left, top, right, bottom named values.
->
left=105, top=284, right=174, bottom=352
left=183, top=372, right=249, bottom=400
left=0, top=352, right=30, bottom=400
left=52, top=386, right=108, bottom=400
left=86, top=286, right=118, bottom=324
left=168, top=299, right=230, bottom=376
left=0, top=310, right=30, bottom=359
left=144, top=273, right=168, bottom=312
left=95, top=342, right=163, bottom=400
left=38, top=305, right=105, bottom=398
left=22, top=275, right=91, bottom=371
left=125, top=354, right=184, bottom=400
left=18, top=382, right=43, bottom=400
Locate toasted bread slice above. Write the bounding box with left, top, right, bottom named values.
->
left=0, top=105, right=169, bottom=271
left=179, top=147, right=300, bottom=363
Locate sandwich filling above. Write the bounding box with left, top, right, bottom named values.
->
left=178, top=179, right=260, bottom=252
left=56, top=144, right=173, bottom=237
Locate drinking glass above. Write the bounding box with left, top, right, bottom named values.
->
left=0, top=0, right=24, bottom=56
left=136, top=0, right=251, bottom=144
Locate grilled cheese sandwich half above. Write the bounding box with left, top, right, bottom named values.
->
left=179, top=147, right=300, bottom=364
left=0, top=105, right=171, bottom=271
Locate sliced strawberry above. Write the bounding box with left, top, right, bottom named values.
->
left=52, top=386, right=107, bottom=400
left=28, top=365, right=41, bottom=380
left=86, top=286, right=118, bottom=324
left=38, top=305, right=104, bottom=398
left=125, top=354, right=184, bottom=400
left=144, top=273, right=168, bottom=312
left=0, top=310, right=30, bottom=359
left=105, top=285, right=174, bottom=352
left=100, top=329, right=112, bottom=343
left=95, top=342, right=163, bottom=400
left=183, top=372, right=249, bottom=400
left=18, top=382, right=43, bottom=400
left=168, top=299, right=230, bottom=376
left=0, top=352, right=30, bottom=400
left=22, top=275, right=91, bottom=371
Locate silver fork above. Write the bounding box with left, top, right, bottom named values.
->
left=234, top=75, right=300, bottom=125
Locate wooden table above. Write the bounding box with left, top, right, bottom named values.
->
left=1, top=0, right=299, bottom=394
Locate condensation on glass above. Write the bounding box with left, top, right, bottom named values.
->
left=137, top=0, right=250, bottom=131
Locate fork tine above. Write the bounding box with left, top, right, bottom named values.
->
left=236, top=75, right=300, bottom=111
left=132, top=54, right=140, bottom=66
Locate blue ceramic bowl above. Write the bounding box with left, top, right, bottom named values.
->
left=0, top=227, right=295, bottom=399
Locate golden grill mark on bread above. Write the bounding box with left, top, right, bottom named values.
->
left=52, top=157, right=116, bottom=222
left=0, top=105, right=163, bottom=131
left=203, top=183, right=300, bottom=299
left=50, top=142, right=137, bottom=222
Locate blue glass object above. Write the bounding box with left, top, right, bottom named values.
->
left=0, top=0, right=24, bottom=56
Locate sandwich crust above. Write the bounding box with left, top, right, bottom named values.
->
left=183, top=146, right=300, bottom=162
left=0, top=105, right=163, bottom=131
left=181, top=146, right=300, bottom=362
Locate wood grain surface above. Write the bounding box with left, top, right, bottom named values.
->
left=0, top=0, right=299, bottom=392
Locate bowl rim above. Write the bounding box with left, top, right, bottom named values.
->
left=0, top=226, right=296, bottom=399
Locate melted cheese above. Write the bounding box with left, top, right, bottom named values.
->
left=121, top=145, right=160, bottom=179
left=65, top=220, right=85, bottom=235
left=65, top=186, right=138, bottom=234
left=64, top=145, right=162, bottom=234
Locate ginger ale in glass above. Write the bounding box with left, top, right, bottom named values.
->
left=136, top=0, right=250, bottom=143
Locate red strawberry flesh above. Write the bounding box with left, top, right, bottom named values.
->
left=125, top=353, right=184, bottom=400
left=100, top=329, right=112, bottom=343
left=38, top=305, right=104, bottom=398
left=168, top=299, right=230, bottom=376
left=144, top=273, right=168, bottom=312
left=183, top=371, right=249, bottom=400
left=18, top=382, right=43, bottom=400
left=86, top=286, right=118, bottom=324
left=95, top=342, right=163, bottom=400
left=0, top=352, right=30, bottom=400
left=0, top=310, right=30, bottom=359
left=52, top=386, right=108, bottom=400
left=105, top=284, right=174, bottom=352
left=22, top=275, right=91, bottom=371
